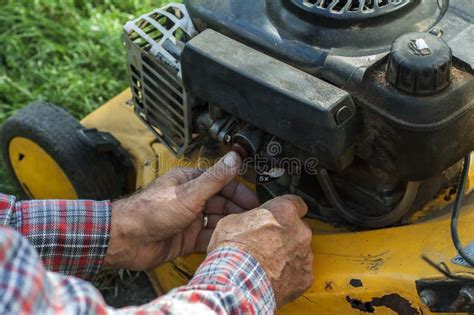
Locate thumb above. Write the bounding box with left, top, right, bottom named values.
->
left=182, top=151, right=242, bottom=206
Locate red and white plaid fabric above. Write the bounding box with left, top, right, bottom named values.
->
left=0, top=194, right=111, bottom=279
left=0, top=193, right=275, bottom=314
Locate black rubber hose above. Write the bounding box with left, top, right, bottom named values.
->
left=450, top=154, right=474, bottom=266
left=316, top=169, right=420, bottom=228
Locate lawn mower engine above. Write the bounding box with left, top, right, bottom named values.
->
left=124, top=0, right=474, bottom=229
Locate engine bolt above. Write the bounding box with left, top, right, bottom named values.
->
left=429, top=28, right=443, bottom=37
left=460, top=287, right=474, bottom=305
left=448, top=287, right=474, bottom=311
left=420, top=289, right=437, bottom=307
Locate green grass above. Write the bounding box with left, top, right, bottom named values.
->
left=0, top=0, right=177, bottom=194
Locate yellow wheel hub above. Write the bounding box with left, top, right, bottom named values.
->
left=8, top=137, right=78, bottom=199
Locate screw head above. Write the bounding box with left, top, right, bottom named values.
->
left=420, top=289, right=437, bottom=307
left=429, top=28, right=443, bottom=37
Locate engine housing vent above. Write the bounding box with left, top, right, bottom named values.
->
left=293, top=0, right=411, bottom=18
left=124, top=4, right=197, bottom=155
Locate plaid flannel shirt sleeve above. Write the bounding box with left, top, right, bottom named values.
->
left=0, top=228, right=275, bottom=315
left=0, top=193, right=111, bottom=279
left=0, top=193, right=276, bottom=314
left=119, top=247, right=276, bottom=314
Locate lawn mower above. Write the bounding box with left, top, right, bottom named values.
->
left=2, top=0, right=474, bottom=313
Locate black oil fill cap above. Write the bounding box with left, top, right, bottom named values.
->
left=386, top=32, right=452, bottom=95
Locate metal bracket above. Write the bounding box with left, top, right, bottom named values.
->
left=77, top=128, right=120, bottom=153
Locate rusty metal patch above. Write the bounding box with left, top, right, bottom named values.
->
left=346, top=294, right=420, bottom=314
left=372, top=294, right=419, bottom=315
left=349, top=279, right=363, bottom=288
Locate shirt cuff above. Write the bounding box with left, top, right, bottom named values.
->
left=189, top=246, right=276, bottom=314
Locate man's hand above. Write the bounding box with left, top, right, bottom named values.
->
left=104, top=151, right=259, bottom=270
left=208, top=195, right=314, bottom=307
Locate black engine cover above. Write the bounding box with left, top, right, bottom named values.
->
left=185, top=0, right=474, bottom=181
left=182, top=29, right=357, bottom=163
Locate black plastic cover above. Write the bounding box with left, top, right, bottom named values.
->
left=185, top=0, right=443, bottom=77
left=353, top=64, right=474, bottom=181
left=182, top=29, right=357, bottom=162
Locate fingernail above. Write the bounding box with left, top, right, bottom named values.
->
left=223, top=151, right=239, bottom=168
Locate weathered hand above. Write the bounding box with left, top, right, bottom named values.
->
left=104, top=151, right=259, bottom=270
left=208, top=195, right=314, bottom=307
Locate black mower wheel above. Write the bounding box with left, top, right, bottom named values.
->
left=1, top=101, right=128, bottom=200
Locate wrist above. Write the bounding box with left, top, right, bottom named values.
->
left=103, top=199, right=138, bottom=269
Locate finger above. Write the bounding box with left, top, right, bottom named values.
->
left=165, top=167, right=204, bottom=185
left=161, top=234, right=184, bottom=263
left=180, top=151, right=242, bottom=207
left=302, top=251, right=314, bottom=289
left=205, top=196, right=245, bottom=215
left=174, top=168, right=205, bottom=183
left=150, top=168, right=204, bottom=188
left=205, top=215, right=225, bottom=228
left=220, top=180, right=260, bottom=210
left=181, top=217, right=204, bottom=256
left=261, top=195, right=308, bottom=218
left=195, top=229, right=215, bottom=252
left=302, top=221, right=313, bottom=245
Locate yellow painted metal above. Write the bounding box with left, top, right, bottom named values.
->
left=8, top=137, right=78, bottom=199
left=81, top=90, right=474, bottom=314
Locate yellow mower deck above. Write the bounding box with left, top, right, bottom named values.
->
left=79, top=90, right=474, bottom=314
